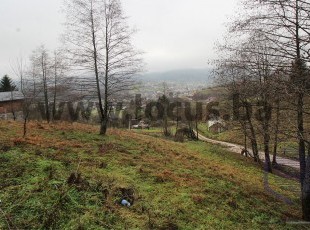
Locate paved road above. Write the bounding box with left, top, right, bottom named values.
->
left=197, top=133, right=300, bottom=170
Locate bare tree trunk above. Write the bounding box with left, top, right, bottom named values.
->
left=263, top=123, right=272, bottom=173
left=163, top=113, right=168, bottom=136
left=245, top=103, right=260, bottom=162
left=176, top=103, right=179, bottom=130
left=43, top=80, right=49, bottom=123
left=161, top=96, right=169, bottom=136
left=52, top=54, right=57, bottom=121
left=100, top=14, right=110, bottom=136
left=298, top=91, right=308, bottom=218
left=294, top=0, right=306, bottom=185
left=261, top=95, right=273, bottom=172
left=302, top=143, right=310, bottom=221
left=23, top=118, right=27, bottom=137
left=38, top=50, right=50, bottom=123
left=10, top=90, right=16, bottom=120
left=195, top=117, right=199, bottom=141
left=293, top=1, right=309, bottom=219
left=272, top=98, right=280, bottom=165
left=90, top=1, right=105, bottom=135
left=23, top=114, right=28, bottom=138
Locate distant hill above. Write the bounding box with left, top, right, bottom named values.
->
left=138, top=68, right=213, bottom=84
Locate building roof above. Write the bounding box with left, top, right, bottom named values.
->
left=0, top=91, right=24, bottom=102
left=208, top=119, right=225, bottom=128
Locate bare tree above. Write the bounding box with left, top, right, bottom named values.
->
left=21, top=79, right=41, bottom=137
left=31, top=45, right=51, bottom=123
left=63, top=0, right=143, bottom=135
left=11, top=55, right=41, bottom=136
left=216, top=0, right=310, bottom=219
left=11, top=57, right=28, bottom=121
left=11, top=56, right=25, bottom=92
left=158, top=95, right=170, bottom=136
left=214, top=38, right=262, bottom=163
left=242, top=0, right=310, bottom=220
left=50, top=49, right=70, bottom=120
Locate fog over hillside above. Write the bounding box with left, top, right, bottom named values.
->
left=138, top=68, right=213, bottom=84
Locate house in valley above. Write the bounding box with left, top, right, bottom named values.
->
left=0, top=91, right=24, bottom=118
left=208, top=119, right=226, bottom=134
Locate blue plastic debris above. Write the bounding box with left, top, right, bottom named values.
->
left=121, top=199, right=131, bottom=207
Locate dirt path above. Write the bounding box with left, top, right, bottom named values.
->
left=197, top=133, right=300, bottom=170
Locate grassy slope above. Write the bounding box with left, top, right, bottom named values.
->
left=197, top=122, right=303, bottom=160
left=199, top=94, right=310, bottom=161
left=198, top=122, right=244, bottom=145
left=0, top=121, right=303, bottom=229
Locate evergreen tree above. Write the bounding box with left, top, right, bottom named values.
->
left=0, top=75, right=16, bottom=92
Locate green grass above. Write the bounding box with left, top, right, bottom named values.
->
left=197, top=122, right=217, bottom=138
left=197, top=122, right=303, bottom=162
left=0, top=121, right=305, bottom=229
left=197, top=122, right=245, bottom=144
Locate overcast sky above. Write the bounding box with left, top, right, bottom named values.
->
left=0, top=0, right=238, bottom=78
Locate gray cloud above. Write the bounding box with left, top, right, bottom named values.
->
left=0, top=0, right=238, bottom=78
